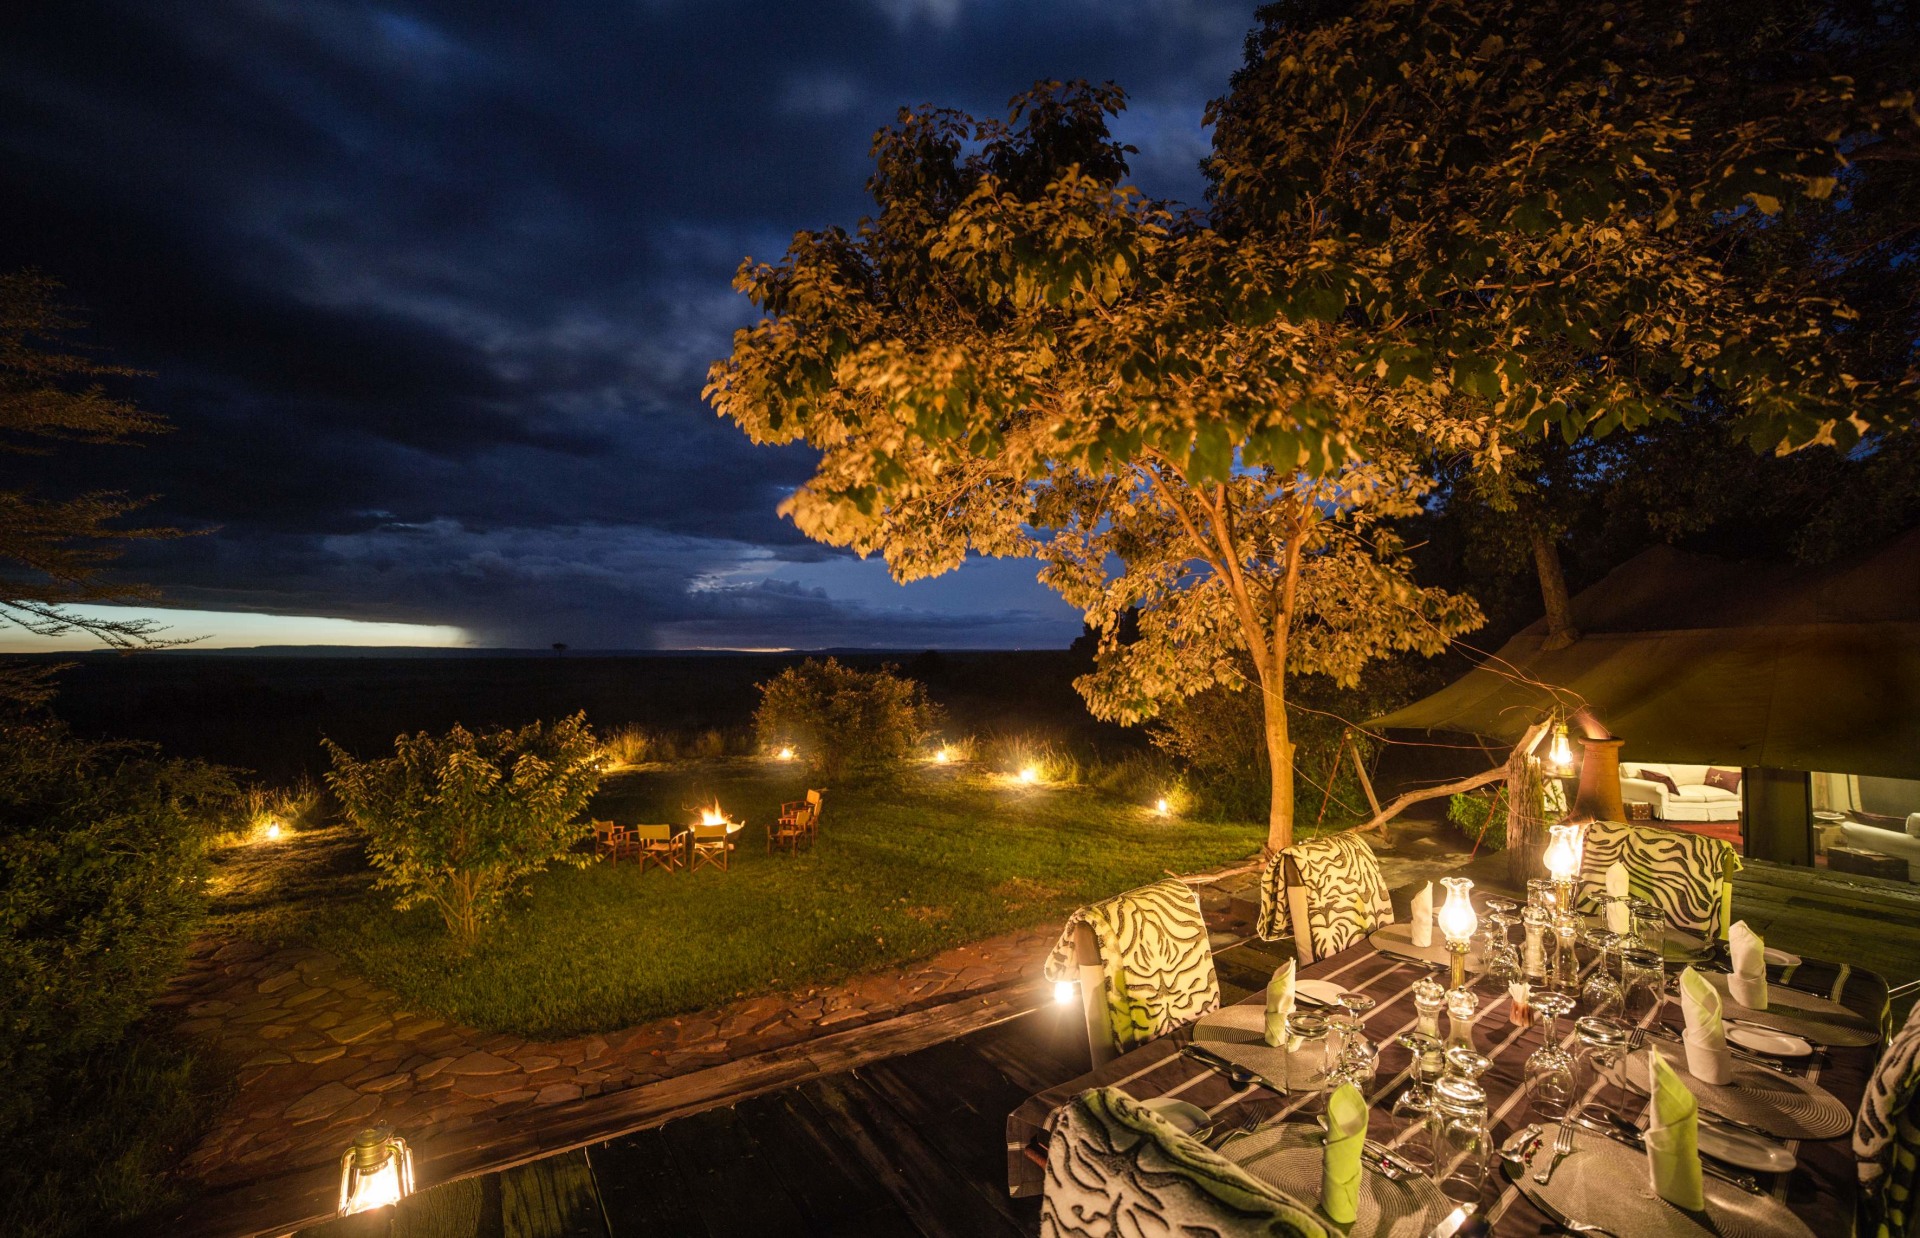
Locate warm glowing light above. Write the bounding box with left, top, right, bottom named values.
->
left=1054, top=980, right=1076, bottom=1006
left=1019, top=766, right=1040, bottom=784
left=1437, top=876, right=1478, bottom=946
left=1544, top=822, right=1585, bottom=880
left=264, top=821, right=282, bottom=841
left=775, top=746, right=794, bottom=761
left=699, top=804, right=727, bottom=826
left=1155, top=797, right=1170, bottom=815
left=933, top=747, right=951, bottom=764
left=338, top=1128, right=413, bottom=1217
left=1547, top=724, right=1574, bottom=776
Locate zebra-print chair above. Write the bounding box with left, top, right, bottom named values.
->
left=1044, top=878, right=1220, bottom=1066
left=1573, top=820, right=1742, bottom=940
left=1255, top=830, right=1395, bottom=963
left=1041, top=1087, right=1328, bottom=1238
left=1857, top=1001, right=1920, bottom=1238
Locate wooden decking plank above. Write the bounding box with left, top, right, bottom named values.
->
left=658, top=1105, right=815, bottom=1238
left=798, top=1075, right=1022, bottom=1238
left=964, top=1009, right=1087, bottom=1096
left=498, top=1150, right=607, bottom=1238
left=856, top=1052, right=1031, bottom=1229
left=730, top=1091, right=918, bottom=1236
left=390, top=1175, right=502, bottom=1238
left=586, top=1128, right=710, bottom=1238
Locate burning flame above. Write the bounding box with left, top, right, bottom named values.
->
left=775, top=746, right=794, bottom=761
left=699, top=804, right=727, bottom=826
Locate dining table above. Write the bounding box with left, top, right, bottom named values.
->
left=1006, top=932, right=1886, bottom=1236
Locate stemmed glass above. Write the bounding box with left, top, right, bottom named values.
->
left=1477, top=898, right=1522, bottom=992
left=1388, top=1032, right=1442, bottom=1174
left=1524, top=992, right=1578, bottom=1121
left=1580, top=928, right=1624, bottom=1018
left=1331, top=991, right=1376, bottom=1061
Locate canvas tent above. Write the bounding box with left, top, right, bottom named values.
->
left=1372, top=529, right=1920, bottom=781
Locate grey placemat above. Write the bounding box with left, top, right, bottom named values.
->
left=1621, top=1048, right=1853, bottom=1139
left=1192, top=1007, right=1311, bottom=1091
left=1227, top=1121, right=1449, bottom=1237
left=1699, top=969, right=1881, bottom=1047
left=1511, top=1125, right=1813, bottom=1238
left=1367, top=921, right=1461, bottom=967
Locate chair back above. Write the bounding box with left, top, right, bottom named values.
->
left=1254, top=830, right=1394, bottom=962
left=1043, top=878, right=1219, bottom=1061
left=690, top=822, right=730, bottom=844
left=1574, top=819, right=1740, bottom=939
left=632, top=824, right=672, bottom=844
left=1857, top=1002, right=1920, bottom=1238
left=1039, top=1087, right=1324, bottom=1238
left=805, top=789, right=823, bottom=819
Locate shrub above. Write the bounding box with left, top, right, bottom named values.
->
left=753, top=659, right=941, bottom=780
left=597, top=723, right=655, bottom=767
left=0, top=720, right=236, bottom=1142
left=1447, top=787, right=1509, bottom=851
left=324, top=713, right=603, bottom=946
left=236, top=775, right=324, bottom=840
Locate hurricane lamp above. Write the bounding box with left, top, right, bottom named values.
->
left=1544, top=821, right=1585, bottom=915
left=1437, top=876, right=1477, bottom=990
left=1547, top=723, right=1575, bottom=776
left=338, top=1127, right=413, bottom=1217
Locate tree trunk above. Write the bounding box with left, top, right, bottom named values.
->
left=1529, top=524, right=1580, bottom=651
left=1261, top=677, right=1295, bottom=855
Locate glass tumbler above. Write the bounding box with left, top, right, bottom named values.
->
left=1429, top=1076, right=1491, bottom=1204
left=1573, top=1015, right=1631, bottom=1120
left=1524, top=992, right=1578, bottom=1121
left=1620, top=945, right=1666, bottom=1022
left=1284, top=1010, right=1331, bottom=1105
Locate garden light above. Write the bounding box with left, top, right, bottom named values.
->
left=933, top=747, right=951, bottom=764
left=338, top=1127, right=413, bottom=1216
left=1054, top=979, right=1077, bottom=1006
left=1155, top=797, right=1170, bottom=816
left=775, top=746, right=794, bottom=761
left=264, top=820, right=282, bottom=841
left=1019, top=765, right=1040, bottom=784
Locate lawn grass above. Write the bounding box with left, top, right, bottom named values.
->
left=261, top=760, right=1262, bottom=1039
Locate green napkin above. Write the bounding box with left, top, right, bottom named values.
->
left=1645, top=1047, right=1705, bottom=1210
left=1320, top=1082, right=1367, bottom=1224
left=1264, top=959, right=1297, bottom=1048
left=1679, top=966, right=1723, bottom=1039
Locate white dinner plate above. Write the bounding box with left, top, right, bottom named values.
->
left=1763, top=946, right=1802, bottom=967
left=1697, top=1122, right=1797, bottom=1173
left=1728, top=1024, right=1815, bottom=1058
left=1294, top=979, right=1349, bottom=1007
left=1143, top=1097, right=1211, bottom=1135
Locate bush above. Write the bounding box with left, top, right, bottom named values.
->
left=1447, top=787, right=1509, bottom=851
left=235, top=775, right=324, bottom=840
left=324, top=713, right=603, bottom=946
left=0, top=720, right=236, bottom=1142
left=753, top=659, right=941, bottom=780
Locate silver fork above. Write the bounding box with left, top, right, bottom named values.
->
left=1533, top=1119, right=1576, bottom=1185
left=1202, top=1110, right=1265, bottom=1150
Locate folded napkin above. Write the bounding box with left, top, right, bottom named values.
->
left=1604, top=862, right=1631, bottom=935
left=1264, top=959, right=1297, bottom=1049
left=1728, top=920, right=1769, bottom=1010
left=1645, top=1046, right=1706, bottom=1210
left=1321, top=1081, right=1368, bottom=1224
left=1410, top=881, right=1433, bottom=947
left=1679, top=965, right=1733, bottom=1085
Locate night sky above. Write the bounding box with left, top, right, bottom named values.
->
left=1, top=1, right=1254, bottom=650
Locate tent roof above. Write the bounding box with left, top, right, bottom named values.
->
left=1371, top=529, right=1920, bottom=779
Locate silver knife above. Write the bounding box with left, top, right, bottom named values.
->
left=1572, top=1115, right=1762, bottom=1194
left=1426, top=1202, right=1476, bottom=1238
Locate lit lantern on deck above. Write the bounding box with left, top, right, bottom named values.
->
left=1054, top=979, right=1077, bottom=1006
left=1546, top=724, right=1575, bottom=777
left=1437, top=876, right=1478, bottom=991
left=338, top=1127, right=413, bottom=1216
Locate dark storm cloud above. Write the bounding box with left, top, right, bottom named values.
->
left=0, top=0, right=1252, bottom=647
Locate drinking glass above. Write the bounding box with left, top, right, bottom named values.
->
left=1330, top=1031, right=1379, bottom=1095
left=1527, top=878, right=1559, bottom=913
left=1429, top=1076, right=1491, bottom=1204
left=1579, top=928, right=1625, bottom=1018
left=1573, top=1015, right=1631, bottom=1120
left=1524, top=992, right=1578, bottom=1121
left=1284, top=1010, right=1331, bottom=1107
left=1388, top=1032, right=1442, bottom=1173
left=1331, top=991, right=1375, bottom=1065
left=1620, top=945, right=1666, bottom=1022
left=1626, top=898, right=1668, bottom=958
left=1550, top=912, right=1582, bottom=997
left=1443, top=1043, right=1490, bottom=1083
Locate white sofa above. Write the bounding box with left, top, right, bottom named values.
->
left=1839, top=818, right=1920, bottom=878
left=1618, top=762, right=1744, bottom=823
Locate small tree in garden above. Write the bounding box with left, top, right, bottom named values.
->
left=754, top=658, right=940, bottom=780
left=324, top=714, right=602, bottom=947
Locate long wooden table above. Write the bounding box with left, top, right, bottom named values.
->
left=1007, top=940, right=1881, bottom=1235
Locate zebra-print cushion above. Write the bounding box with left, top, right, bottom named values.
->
left=1856, top=1002, right=1920, bottom=1238
left=1041, top=1087, right=1328, bottom=1238
left=1044, top=878, right=1220, bottom=1054
left=1255, top=830, right=1394, bottom=954
left=1574, top=820, right=1740, bottom=938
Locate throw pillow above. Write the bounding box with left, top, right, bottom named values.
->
left=1633, top=768, right=1681, bottom=795
left=1704, top=767, right=1743, bottom=794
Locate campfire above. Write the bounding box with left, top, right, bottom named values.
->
left=697, top=802, right=745, bottom=833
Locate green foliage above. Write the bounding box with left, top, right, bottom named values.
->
left=753, top=658, right=942, bottom=781
left=1447, top=788, right=1510, bottom=852
left=323, top=714, right=603, bottom=947
left=596, top=723, right=751, bottom=767
left=0, top=1034, right=228, bottom=1238
left=0, top=720, right=235, bottom=1140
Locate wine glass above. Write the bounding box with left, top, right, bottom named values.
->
left=1620, top=946, right=1666, bottom=1022
left=1579, top=928, right=1624, bottom=1018
left=1524, top=992, right=1578, bottom=1121
left=1388, top=1032, right=1441, bottom=1174
left=1332, top=991, right=1376, bottom=1061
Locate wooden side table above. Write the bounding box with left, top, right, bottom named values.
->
left=1827, top=845, right=1911, bottom=883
